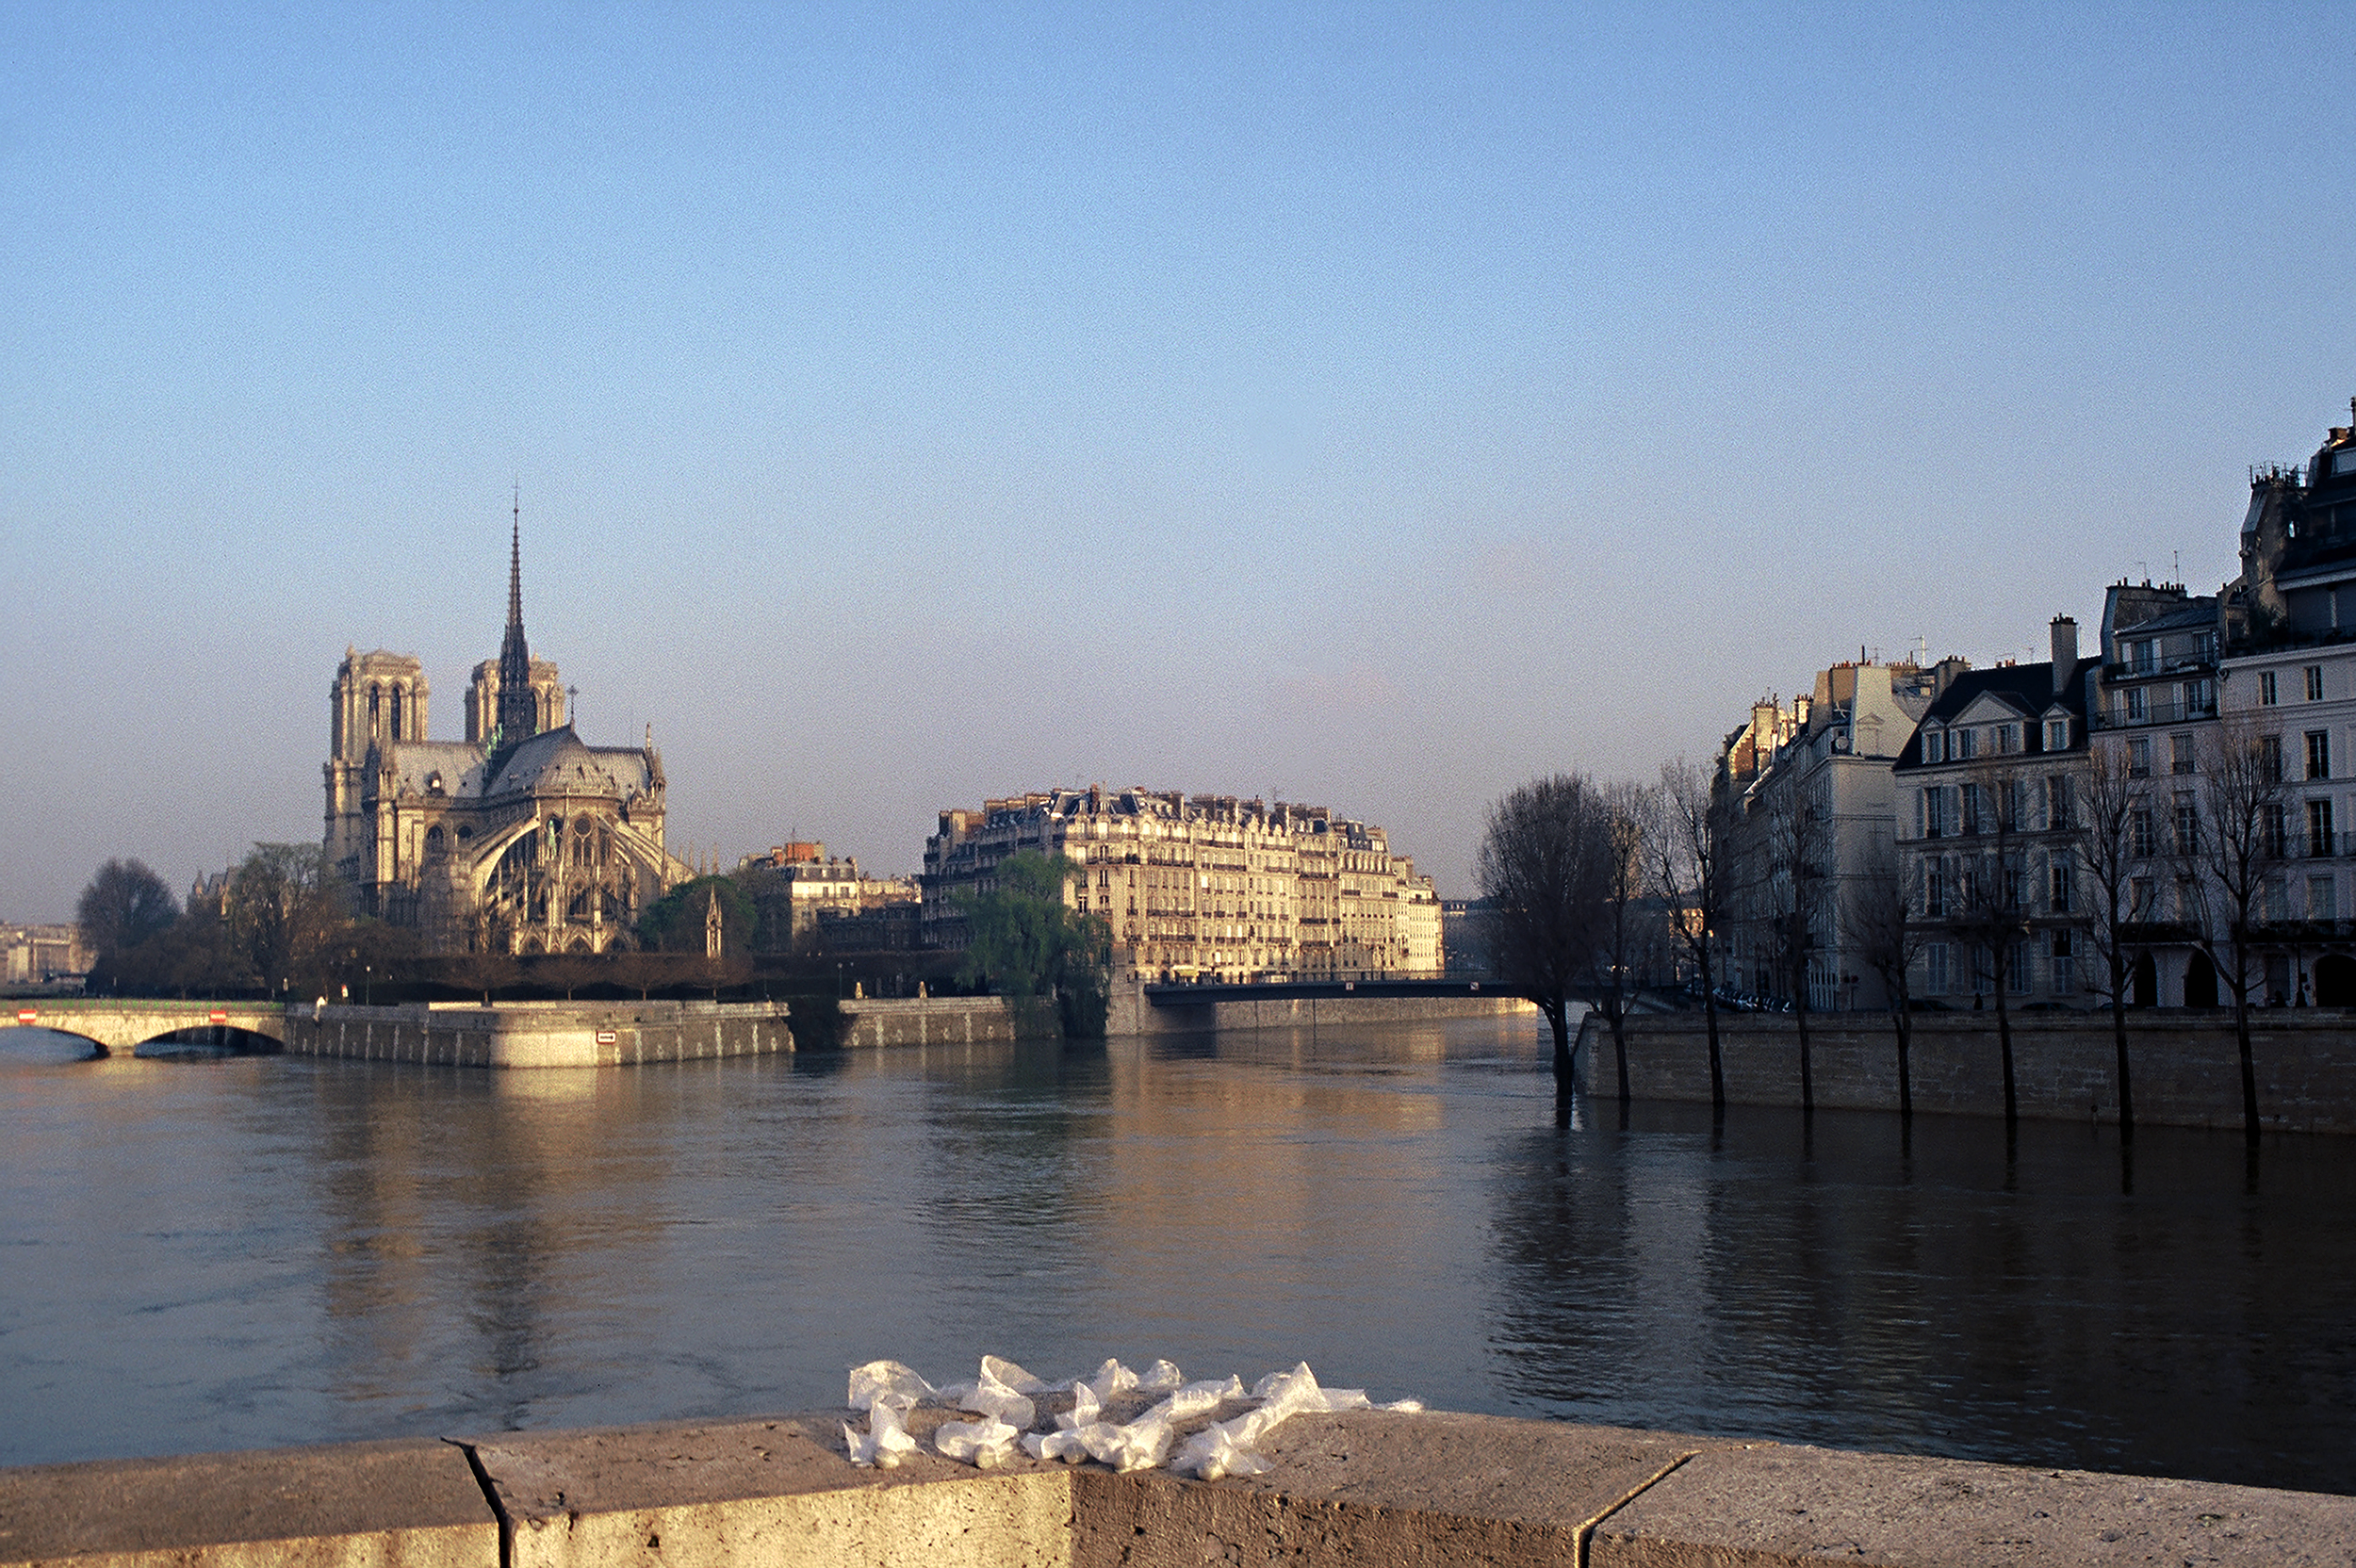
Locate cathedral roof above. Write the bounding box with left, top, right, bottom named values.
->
left=485, top=726, right=654, bottom=800
left=387, top=741, right=494, bottom=798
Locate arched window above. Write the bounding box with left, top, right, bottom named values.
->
left=389, top=686, right=403, bottom=739
left=368, top=684, right=381, bottom=737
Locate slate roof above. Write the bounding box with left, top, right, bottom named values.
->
left=385, top=741, right=494, bottom=798
left=1891, top=657, right=2099, bottom=774
left=485, top=727, right=653, bottom=800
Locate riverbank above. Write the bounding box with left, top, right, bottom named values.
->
left=1578, top=1009, right=2356, bottom=1134
left=8, top=1407, right=2348, bottom=1568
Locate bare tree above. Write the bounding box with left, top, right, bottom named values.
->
left=2179, top=717, right=2288, bottom=1148
left=1476, top=774, right=1612, bottom=1086
left=1574, top=781, right=1661, bottom=1106
left=1952, top=760, right=2033, bottom=1125
left=75, top=858, right=180, bottom=990
left=2076, top=738, right=2147, bottom=1138
left=1842, top=841, right=1931, bottom=1120
left=1651, top=758, right=1729, bottom=1114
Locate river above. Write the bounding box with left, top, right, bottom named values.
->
left=3, top=1014, right=2351, bottom=1494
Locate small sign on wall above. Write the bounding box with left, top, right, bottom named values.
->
left=596, top=1029, right=617, bottom=1045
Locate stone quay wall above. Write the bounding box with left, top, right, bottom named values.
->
left=8, top=1407, right=2349, bottom=1568
left=1108, top=987, right=1533, bottom=1037
left=1579, top=1010, right=2356, bottom=1135
left=286, top=1001, right=794, bottom=1070
left=836, top=997, right=1017, bottom=1049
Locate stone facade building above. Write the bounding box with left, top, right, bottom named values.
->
left=1718, top=658, right=1942, bottom=1011
left=322, top=515, right=682, bottom=955
left=738, top=841, right=921, bottom=952
left=1, top=923, right=86, bottom=988
left=1893, top=624, right=2099, bottom=1007
left=922, top=786, right=1442, bottom=981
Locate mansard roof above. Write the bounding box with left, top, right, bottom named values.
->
left=386, top=741, right=493, bottom=798
left=1891, top=656, right=2098, bottom=773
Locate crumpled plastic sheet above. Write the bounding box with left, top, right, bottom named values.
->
left=843, top=1355, right=1421, bottom=1480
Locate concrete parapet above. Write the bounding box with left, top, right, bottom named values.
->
left=1581, top=1010, right=2356, bottom=1134
left=0, top=1436, right=495, bottom=1568
left=8, top=1412, right=2352, bottom=1568
left=835, top=998, right=1018, bottom=1050
left=283, top=1001, right=793, bottom=1070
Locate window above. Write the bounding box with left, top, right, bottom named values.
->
left=2131, top=641, right=2155, bottom=675
left=2131, top=876, right=2156, bottom=920
left=2129, top=737, right=2152, bottom=776
left=1926, top=942, right=1951, bottom=996
left=1922, top=787, right=1947, bottom=839
left=2046, top=774, right=2073, bottom=831
left=2186, top=678, right=2216, bottom=716
left=2197, top=631, right=2217, bottom=662
left=2126, top=688, right=2150, bottom=723
left=2171, top=733, right=2196, bottom=775
left=2008, top=940, right=2033, bottom=994
left=1922, top=727, right=1945, bottom=763
left=2261, top=670, right=2280, bottom=706
left=1923, top=859, right=1946, bottom=917
left=2050, top=931, right=2074, bottom=997
left=2261, top=733, right=2284, bottom=783
left=2263, top=802, right=2289, bottom=859
left=2311, top=874, right=2338, bottom=923
left=2307, top=730, right=2331, bottom=781
left=1960, top=783, right=1984, bottom=835
left=2307, top=665, right=2326, bottom=702
left=2174, top=793, right=2200, bottom=856
left=1955, top=727, right=1979, bottom=760
left=1972, top=945, right=1994, bottom=996
left=2309, top=798, right=2335, bottom=858
left=1997, top=723, right=2021, bottom=755
left=2266, top=876, right=2288, bottom=923
left=2003, top=854, right=2027, bottom=910
left=2046, top=717, right=2070, bottom=750
left=2131, top=808, right=2154, bottom=858
left=2050, top=858, right=2073, bottom=914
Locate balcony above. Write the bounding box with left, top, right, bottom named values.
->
left=2090, top=696, right=2218, bottom=730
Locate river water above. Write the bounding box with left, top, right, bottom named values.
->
left=3, top=1015, right=2351, bottom=1494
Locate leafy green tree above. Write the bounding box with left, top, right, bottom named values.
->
left=637, top=875, right=759, bottom=953
left=956, top=851, right=1112, bottom=1037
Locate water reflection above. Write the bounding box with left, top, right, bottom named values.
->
left=1486, top=1100, right=2356, bottom=1493
left=2, top=1016, right=2350, bottom=1496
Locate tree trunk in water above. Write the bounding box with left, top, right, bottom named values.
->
left=1994, top=974, right=2018, bottom=1126
left=1610, top=1004, right=1630, bottom=1106
left=2110, top=989, right=2134, bottom=1142
left=1892, top=1009, right=1912, bottom=1121
left=2234, top=976, right=2259, bottom=1149
left=1794, top=985, right=1814, bottom=1116
left=1703, top=993, right=1726, bottom=1115
left=1547, top=1000, right=1573, bottom=1085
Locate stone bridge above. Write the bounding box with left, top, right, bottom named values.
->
left=2, top=1000, right=286, bottom=1058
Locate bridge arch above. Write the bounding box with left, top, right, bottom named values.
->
left=1, top=1003, right=286, bottom=1059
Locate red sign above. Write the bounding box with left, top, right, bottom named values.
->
left=596, top=1029, right=617, bottom=1045
left=14, top=1009, right=35, bottom=1024
left=209, top=1010, right=229, bottom=1024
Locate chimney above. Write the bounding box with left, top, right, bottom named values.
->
left=2050, top=616, right=2078, bottom=694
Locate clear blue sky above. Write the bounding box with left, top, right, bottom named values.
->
left=3, top=3, right=2351, bottom=918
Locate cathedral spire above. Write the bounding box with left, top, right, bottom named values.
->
left=492, top=489, right=539, bottom=760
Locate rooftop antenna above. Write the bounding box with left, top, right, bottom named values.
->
left=566, top=683, right=578, bottom=730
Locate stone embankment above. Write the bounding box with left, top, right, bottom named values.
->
left=286, top=1001, right=794, bottom=1068
left=1579, top=1010, right=2356, bottom=1134
left=7, top=1410, right=2350, bottom=1568
left=837, top=997, right=1017, bottom=1049
left=1107, top=987, right=1533, bottom=1037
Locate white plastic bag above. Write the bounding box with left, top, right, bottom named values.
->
left=1136, top=1359, right=1186, bottom=1394
left=1057, top=1380, right=1101, bottom=1429
left=847, top=1360, right=935, bottom=1412
left=938, top=1357, right=1038, bottom=1428
left=1021, top=1427, right=1095, bottom=1463
left=843, top=1398, right=922, bottom=1469
left=1077, top=1411, right=1173, bottom=1472
left=1081, top=1357, right=1139, bottom=1401
left=1152, top=1374, right=1247, bottom=1420
left=935, top=1416, right=1023, bottom=1468
left=982, top=1354, right=1050, bottom=1393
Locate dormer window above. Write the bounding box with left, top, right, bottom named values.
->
left=2046, top=718, right=2070, bottom=750
left=1922, top=727, right=1945, bottom=763
left=1955, top=727, right=1979, bottom=760
left=426, top=771, right=445, bottom=794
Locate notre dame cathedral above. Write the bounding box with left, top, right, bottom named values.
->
left=323, top=514, right=682, bottom=954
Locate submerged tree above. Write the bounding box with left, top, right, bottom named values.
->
left=1575, top=781, right=1661, bottom=1106
left=2074, top=741, right=2146, bottom=1139
left=1841, top=843, right=1930, bottom=1121
left=1652, top=758, right=1730, bottom=1114
left=1476, top=774, right=1612, bottom=1086
left=2181, top=717, right=2288, bottom=1149
left=956, top=850, right=1112, bottom=1037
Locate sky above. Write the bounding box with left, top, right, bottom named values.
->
left=4, top=3, right=2352, bottom=919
